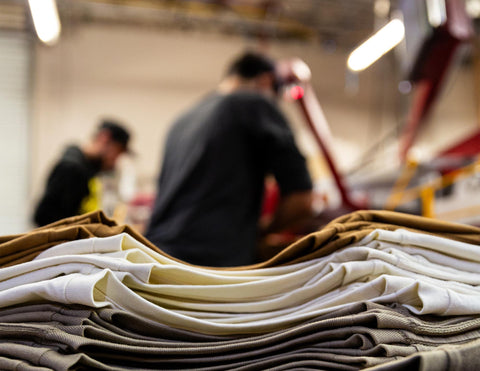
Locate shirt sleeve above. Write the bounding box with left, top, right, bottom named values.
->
left=244, top=95, right=313, bottom=195
left=33, top=162, right=89, bottom=226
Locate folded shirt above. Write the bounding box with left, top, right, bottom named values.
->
left=1, top=301, right=479, bottom=371
left=3, top=209, right=480, bottom=270
left=2, top=210, right=480, bottom=369
left=0, top=228, right=480, bottom=334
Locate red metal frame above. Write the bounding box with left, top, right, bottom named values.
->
left=399, top=0, right=474, bottom=160
left=296, top=83, right=366, bottom=210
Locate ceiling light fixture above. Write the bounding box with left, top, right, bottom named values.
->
left=347, top=18, right=405, bottom=72
left=426, top=0, right=447, bottom=27
left=28, top=0, right=61, bottom=45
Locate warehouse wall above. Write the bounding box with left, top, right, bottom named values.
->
left=28, top=23, right=478, bottom=229
left=29, top=25, right=389, bottom=195
left=0, top=31, right=31, bottom=235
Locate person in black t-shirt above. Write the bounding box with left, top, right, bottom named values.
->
left=33, top=120, right=132, bottom=227
left=145, top=51, right=313, bottom=267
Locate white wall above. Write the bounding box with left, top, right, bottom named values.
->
left=30, top=24, right=389, bottom=189
left=31, top=26, right=243, bottom=199
left=0, top=31, right=31, bottom=234
left=29, top=23, right=478, bottom=229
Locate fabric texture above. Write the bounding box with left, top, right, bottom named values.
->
left=145, top=91, right=312, bottom=267
left=2, top=209, right=480, bottom=369
left=1, top=228, right=480, bottom=334
left=251, top=209, right=480, bottom=269
left=1, top=301, right=480, bottom=371
left=4, top=208, right=480, bottom=270
left=0, top=211, right=174, bottom=268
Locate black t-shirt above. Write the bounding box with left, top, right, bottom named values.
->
left=33, top=145, right=100, bottom=226
left=146, top=91, right=312, bottom=267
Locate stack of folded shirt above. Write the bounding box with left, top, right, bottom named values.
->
left=1, top=210, right=480, bottom=370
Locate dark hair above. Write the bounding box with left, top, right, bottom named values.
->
left=227, top=51, right=277, bottom=79
left=98, top=119, right=131, bottom=152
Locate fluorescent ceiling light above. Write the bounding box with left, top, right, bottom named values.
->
left=28, top=0, right=61, bottom=45
left=426, top=0, right=447, bottom=27
left=347, top=19, right=405, bottom=72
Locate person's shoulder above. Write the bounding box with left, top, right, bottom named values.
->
left=226, top=90, right=273, bottom=105
left=223, top=91, right=280, bottom=117
left=61, top=145, right=84, bottom=160
left=55, top=145, right=88, bottom=171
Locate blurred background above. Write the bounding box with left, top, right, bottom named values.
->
left=2, top=0, right=480, bottom=235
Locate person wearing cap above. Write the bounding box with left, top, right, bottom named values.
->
left=33, top=120, right=132, bottom=226
left=145, top=51, right=313, bottom=267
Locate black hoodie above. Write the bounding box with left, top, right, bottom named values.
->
left=33, top=145, right=101, bottom=226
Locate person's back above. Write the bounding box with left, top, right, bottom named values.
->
left=146, top=51, right=313, bottom=267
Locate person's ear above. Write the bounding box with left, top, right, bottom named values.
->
left=96, top=129, right=112, bottom=145
left=255, top=73, right=275, bottom=93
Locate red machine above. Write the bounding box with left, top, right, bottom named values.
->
left=271, top=0, right=476, bottom=222
left=399, top=0, right=474, bottom=160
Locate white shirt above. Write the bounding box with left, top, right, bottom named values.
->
left=0, top=229, right=479, bottom=334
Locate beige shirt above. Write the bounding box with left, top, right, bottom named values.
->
left=0, top=228, right=479, bottom=334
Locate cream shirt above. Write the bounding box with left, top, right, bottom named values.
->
left=0, top=229, right=478, bottom=334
